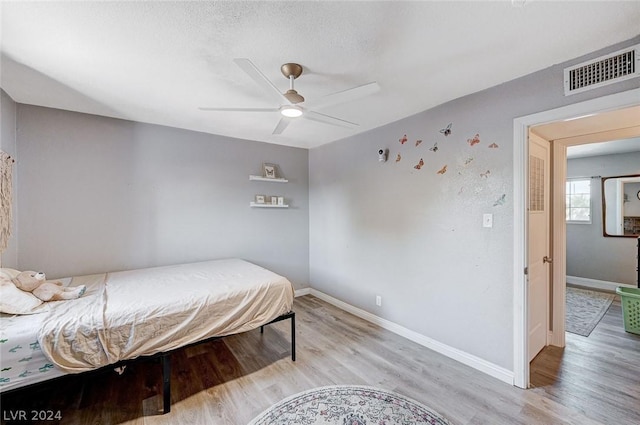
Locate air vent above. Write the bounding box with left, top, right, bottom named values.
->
left=564, top=44, right=639, bottom=96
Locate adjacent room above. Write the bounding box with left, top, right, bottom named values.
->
left=1, top=1, right=639, bottom=424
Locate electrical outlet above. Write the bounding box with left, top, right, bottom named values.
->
left=483, top=213, right=493, bottom=228
left=376, top=295, right=382, bottom=307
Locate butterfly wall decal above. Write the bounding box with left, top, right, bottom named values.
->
left=480, top=170, right=491, bottom=178
left=437, top=165, right=447, bottom=174
left=467, top=134, right=480, bottom=146
left=493, top=194, right=506, bottom=206
left=488, top=142, right=499, bottom=148
left=396, top=153, right=402, bottom=162
left=414, top=158, right=424, bottom=170
left=415, top=139, right=422, bottom=147
left=399, top=134, right=408, bottom=145
left=429, top=142, right=438, bottom=152
left=464, top=157, right=474, bottom=166
left=440, top=123, right=452, bottom=137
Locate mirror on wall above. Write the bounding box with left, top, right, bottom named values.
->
left=602, top=174, right=640, bottom=237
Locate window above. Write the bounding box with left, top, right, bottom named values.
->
left=566, top=179, right=591, bottom=223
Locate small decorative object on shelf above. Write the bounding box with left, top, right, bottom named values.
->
left=250, top=164, right=289, bottom=208
left=263, top=163, right=277, bottom=179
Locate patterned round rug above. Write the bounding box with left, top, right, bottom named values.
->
left=248, top=385, right=451, bottom=425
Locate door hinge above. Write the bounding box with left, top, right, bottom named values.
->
left=524, top=267, right=528, bottom=275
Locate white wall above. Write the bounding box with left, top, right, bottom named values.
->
left=15, top=105, right=310, bottom=286
left=0, top=89, right=18, bottom=268
left=309, top=36, right=640, bottom=371
left=625, top=182, right=640, bottom=217
left=567, top=152, right=640, bottom=285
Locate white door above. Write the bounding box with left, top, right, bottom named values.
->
left=528, top=133, right=550, bottom=362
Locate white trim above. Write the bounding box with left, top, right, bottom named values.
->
left=513, top=113, right=529, bottom=389
left=309, top=289, right=514, bottom=385
left=565, top=177, right=593, bottom=224
left=513, top=88, right=640, bottom=390
left=551, top=142, right=567, bottom=349
left=566, top=276, right=635, bottom=292
left=294, top=287, right=311, bottom=297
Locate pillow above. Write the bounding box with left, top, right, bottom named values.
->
left=0, top=278, right=44, bottom=315
left=0, top=268, right=20, bottom=280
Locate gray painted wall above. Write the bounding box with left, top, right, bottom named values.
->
left=15, top=105, right=309, bottom=286
left=5, top=35, right=640, bottom=376
left=0, top=89, right=18, bottom=268
left=309, top=36, right=640, bottom=370
left=567, top=152, right=640, bottom=285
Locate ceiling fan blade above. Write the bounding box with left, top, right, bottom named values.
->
left=272, top=117, right=292, bottom=135
left=305, top=81, right=379, bottom=109
left=233, top=58, right=291, bottom=105
left=304, top=110, right=359, bottom=129
left=199, top=107, right=279, bottom=112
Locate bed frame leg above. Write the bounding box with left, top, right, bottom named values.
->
left=161, top=354, right=171, bottom=414
left=291, top=312, right=296, bottom=362
left=260, top=311, right=296, bottom=361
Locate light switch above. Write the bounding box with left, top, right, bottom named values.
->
left=483, top=213, right=493, bottom=228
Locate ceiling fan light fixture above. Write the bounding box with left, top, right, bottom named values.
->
left=280, top=105, right=303, bottom=118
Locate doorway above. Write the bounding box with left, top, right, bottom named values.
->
left=512, top=88, right=640, bottom=389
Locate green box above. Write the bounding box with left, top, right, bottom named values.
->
left=616, top=287, right=640, bottom=335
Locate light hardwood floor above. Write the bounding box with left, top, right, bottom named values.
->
left=1, top=294, right=639, bottom=424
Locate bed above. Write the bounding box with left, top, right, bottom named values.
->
left=0, top=258, right=296, bottom=412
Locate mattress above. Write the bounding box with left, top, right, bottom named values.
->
left=0, top=259, right=294, bottom=391
left=0, top=278, right=77, bottom=392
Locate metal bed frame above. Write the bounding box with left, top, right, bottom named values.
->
left=155, top=310, right=296, bottom=413
left=2, top=311, right=296, bottom=415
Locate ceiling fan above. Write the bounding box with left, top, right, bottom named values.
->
left=199, top=58, right=379, bottom=135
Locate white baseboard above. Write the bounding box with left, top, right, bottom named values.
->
left=294, top=287, right=311, bottom=297
left=566, top=276, right=635, bottom=292
left=307, top=289, right=514, bottom=386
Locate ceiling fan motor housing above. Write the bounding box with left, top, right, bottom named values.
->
left=281, top=63, right=303, bottom=79
left=281, top=63, right=305, bottom=103
left=284, top=89, right=304, bottom=104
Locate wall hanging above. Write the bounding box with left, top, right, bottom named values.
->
left=0, top=151, right=14, bottom=256
left=440, top=123, right=452, bottom=136
left=467, top=134, right=480, bottom=146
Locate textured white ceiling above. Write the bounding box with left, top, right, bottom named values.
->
left=1, top=1, right=639, bottom=149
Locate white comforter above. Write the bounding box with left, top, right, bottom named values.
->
left=37, top=259, right=294, bottom=373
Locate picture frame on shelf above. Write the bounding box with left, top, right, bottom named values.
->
left=270, top=196, right=278, bottom=205
left=255, top=195, right=265, bottom=204
left=263, top=163, right=277, bottom=179
left=277, top=196, right=284, bottom=206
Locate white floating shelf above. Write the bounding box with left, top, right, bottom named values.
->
left=249, top=175, right=288, bottom=183
left=250, top=202, right=289, bottom=208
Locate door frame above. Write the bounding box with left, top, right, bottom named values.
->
left=512, top=87, right=640, bottom=389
